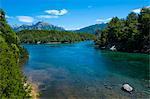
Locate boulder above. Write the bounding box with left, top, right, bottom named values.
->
left=37, top=41, right=41, bottom=44
left=122, top=83, right=133, bottom=92
left=110, top=45, right=117, bottom=51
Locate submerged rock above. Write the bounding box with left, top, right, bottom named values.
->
left=122, top=84, right=133, bottom=93
left=101, top=46, right=106, bottom=49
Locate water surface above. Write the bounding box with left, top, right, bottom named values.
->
left=23, top=41, right=150, bottom=99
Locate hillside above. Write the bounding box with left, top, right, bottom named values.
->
left=12, top=21, right=65, bottom=31
left=18, top=30, right=96, bottom=44
left=74, top=23, right=107, bottom=34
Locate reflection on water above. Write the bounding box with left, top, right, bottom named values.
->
left=100, top=51, right=149, bottom=80
left=23, top=41, right=150, bottom=99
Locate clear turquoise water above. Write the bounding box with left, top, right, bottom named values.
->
left=23, top=41, right=150, bottom=99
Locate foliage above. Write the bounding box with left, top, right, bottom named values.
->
left=0, top=9, right=30, bottom=98
left=95, top=7, right=150, bottom=53
left=17, top=30, right=96, bottom=44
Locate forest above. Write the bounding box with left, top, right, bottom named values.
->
left=95, top=7, right=150, bottom=53
left=18, top=30, right=96, bottom=44
left=0, top=9, right=31, bottom=98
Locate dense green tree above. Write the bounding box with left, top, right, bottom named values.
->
left=95, top=7, right=150, bottom=53
left=121, top=12, right=139, bottom=51
left=107, top=17, right=125, bottom=44
left=138, top=8, right=150, bottom=53
left=17, top=30, right=96, bottom=44
left=0, top=9, right=30, bottom=98
left=0, top=9, right=6, bottom=22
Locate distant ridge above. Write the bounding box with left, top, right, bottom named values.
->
left=12, top=21, right=65, bottom=31
left=12, top=22, right=107, bottom=34
left=74, top=23, right=107, bottom=34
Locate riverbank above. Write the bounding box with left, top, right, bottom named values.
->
left=19, top=48, right=29, bottom=66
left=28, top=81, right=40, bottom=99
left=19, top=48, right=40, bottom=99
left=23, top=40, right=85, bottom=45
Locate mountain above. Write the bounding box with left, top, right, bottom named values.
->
left=12, top=22, right=107, bottom=34
left=74, top=23, right=107, bottom=34
left=12, top=21, right=65, bottom=31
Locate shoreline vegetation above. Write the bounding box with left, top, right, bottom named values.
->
left=17, top=30, right=96, bottom=44
left=19, top=47, right=29, bottom=66
left=95, top=7, right=150, bottom=54
left=0, top=9, right=39, bottom=98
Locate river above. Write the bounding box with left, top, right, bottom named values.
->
left=23, top=41, right=150, bottom=99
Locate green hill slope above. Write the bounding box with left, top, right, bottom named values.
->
left=17, top=30, right=96, bottom=44
left=74, top=23, right=107, bottom=34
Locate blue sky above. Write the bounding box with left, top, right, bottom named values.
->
left=0, top=0, right=149, bottom=30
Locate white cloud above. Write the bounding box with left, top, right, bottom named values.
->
left=65, top=27, right=80, bottom=31
left=36, top=15, right=58, bottom=19
left=45, top=9, right=68, bottom=16
left=96, top=18, right=112, bottom=23
left=132, top=6, right=150, bottom=13
left=132, top=8, right=141, bottom=13
left=17, top=16, right=34, bottom=23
